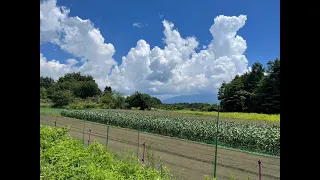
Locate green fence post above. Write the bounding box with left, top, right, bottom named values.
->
left=213, top=105, right=220, bottom=180
left=82, top=121, right=86, bottom=144
left=106, top=125, right=110, bottom=146
left=44, top=116, right=47, bottom=125
left=137, top=132, right=140, bottom=159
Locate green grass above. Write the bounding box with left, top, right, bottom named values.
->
left=40, top=108, right=64, bottom=116
left=175, top=110, right=280, bottom=122
left=40, top=125, right=174, bottom=180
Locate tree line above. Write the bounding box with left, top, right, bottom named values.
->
left=218, top=58, right=280, bottom=114
left=159, top=103, right=219, bottom=112
left=40, top=72, right=162, bottom=110
left=41, top=58, right=279, bottom=114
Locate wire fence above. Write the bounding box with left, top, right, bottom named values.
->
left=40, top=114, right=280, bottom=180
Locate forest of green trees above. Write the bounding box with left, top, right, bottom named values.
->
left=40, top=59, right=279, bottom=114
left=159, top=103, right=219, bottom=112
left=218, top=59, right=280, bottom=114
left=40, top=72, right=162, bottom=110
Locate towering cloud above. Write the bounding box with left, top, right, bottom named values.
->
left=40, top=0, right=249, bottom=97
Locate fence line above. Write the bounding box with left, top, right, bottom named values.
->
left=42, top=116, right=279, bottom=164
left=40, top=114, right=280, bottom=180
left=41, top=116, right=280, bottom=165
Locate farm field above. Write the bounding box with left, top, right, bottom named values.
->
left=113, top=109, right=280, bottom=126
left=40, top=108, right=280, bottom=126
left=40, top=108, right=280, bottom=155
left=41, top=115, right=280, bottom=180
left=60, top=109, right=280, bottom=156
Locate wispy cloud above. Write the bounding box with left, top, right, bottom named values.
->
left=158, top=12, right=164, bottom=19
left=133, top=22, right=148, bottom=28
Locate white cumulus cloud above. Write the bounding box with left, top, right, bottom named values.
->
left=40, top=0, right=116, bottom=89
left=40, top=0, right=249, bottom=97
left=40, top=53, right=74, bottom=80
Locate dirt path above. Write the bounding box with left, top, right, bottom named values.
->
left=40, top=115, right=280, bottom=180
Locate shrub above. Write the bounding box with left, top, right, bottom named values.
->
left=51, top=90, right=73, bottom=107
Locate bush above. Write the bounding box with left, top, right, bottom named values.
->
left=126, top=91, right=152, bottom=110
left=86, top=96, right=101, bottom=103
left=83, top=102, right=100, bottom=109
left=40, top=98, right=52, bottom=104
left=40, top=103, right=52, bottom=108
left=51, top=90, right=73, bottom=107
left=67, top=102, right=84, bottom=109
left=67, top=101, right=100, bottom=110
left=101, top=93, right=115, bottom=108
left=201, top=106, right=210, bottom=112
left=40, top=88, right=47, bottom=99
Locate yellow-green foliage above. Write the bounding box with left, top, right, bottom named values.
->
left=68, top=101, right=100, bottom=109
left=175, top=110, right=280, bottom=122
left=40, top=125, right=174, bottom=180
left=40, top=103, right=52, bottom=108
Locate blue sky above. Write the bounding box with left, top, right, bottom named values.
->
left=40, top=0, right=279, bottom=100
left=41, top=0, right=279, bottom=67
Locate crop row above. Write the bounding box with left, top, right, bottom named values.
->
left=61, top=110, right=280, bottom=155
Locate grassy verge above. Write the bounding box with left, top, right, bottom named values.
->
left=40, top=125, right=174, bottom=180
left=40, top=108, right=64, bottom=116
left=175, top=110, right=280, bottom=122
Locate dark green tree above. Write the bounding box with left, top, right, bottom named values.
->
left=40, top=76, right=55, bottom=89
left=40, top=88, right=47, bottom=99
left=51, top=90, right=73, bottom=107
left=72, top=81, right=101, bottom=99
left=113, top=91, right=126, bottom=109
left=126, top=91, right=152, bottom=110
left=218, top=59, right=279, bottom=114
left=57, top=72, right=94, bottom=83
left=101, top=92, right=115, bottom=108
left=150, top=97, right=162, bottom=108
left=218, top=75, right=247, bottom=112
left=244, top=62, right=265, bottom=92
left=103, top=86, right=112, bottom=95
left=254, top=59, right=280, bottom=114
left=47, top=72, right=101, bottom=99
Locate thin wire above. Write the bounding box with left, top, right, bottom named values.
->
left=41, top=115, right=280, bottom=168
